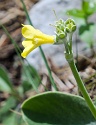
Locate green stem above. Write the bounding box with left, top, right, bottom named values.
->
left=68, top=33, right=73, bottom=53
left=0, top=23, right=39, bottom=93
left=39, top=47, right=58, bottom=91
left=20, top=0, right=57, bottom=90
left=75, top=38, right=79, bottom=69
left=67, top=58, right=96, bottom=119
left=0, top=23, right=21, bottom=54
left=20, top=0, right=33, bottom=26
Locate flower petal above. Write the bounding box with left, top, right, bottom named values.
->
left=22, top=25, right=35, bottom=39
left=22, top=39, right=32, bottom=47
left=34, top=35, right=54, bottom=45
left=21, top=44, right=37, bottom=58
left=41, top=35, right=54, bottom=44
left=21, top=25, right=55, bottom=58
left=22, top=25, right=43, bottom=39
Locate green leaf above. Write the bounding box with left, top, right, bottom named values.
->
left=0, top=65, right=13, bottom=93
left=21, top=64, right=41, bottom=92
left=1, top=102, right=26, bottom=125
left=0, top=96, right=16, bottom=115
left=94, top=99, right=96, bottom=106
left=16, top=85, right=24, bottom=97
left=79, top=23, right=96, bottom=46
left=66, top=9, right=85, bottom=18
left=2, top=112, right=25, bottom=125
left=82, top=0, right=96, bottom=16
left=0, top=96, right=17, bottom=123
left=2, top=113, right=17, bottom=125
left=79, top=23, right=94, bottom=35
left=21, top=92, right=96, bottom=125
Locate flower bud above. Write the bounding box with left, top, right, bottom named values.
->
left=59, top=33, right=66, bottom=39
left=54, top=19, right=66, bottom=44
left=54, top=35, right=64, bottom=44
left=65, top=18, right=76, bottom=33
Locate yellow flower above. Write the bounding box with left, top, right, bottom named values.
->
left=21, top=25, right=55, bottom=58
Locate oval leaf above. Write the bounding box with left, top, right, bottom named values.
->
left=21, top=92, right=96, bottom=125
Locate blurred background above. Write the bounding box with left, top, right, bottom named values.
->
left=0, top=0, right=96, bottom=124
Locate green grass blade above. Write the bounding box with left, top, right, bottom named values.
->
left=20, top=0, right=58, bottom=90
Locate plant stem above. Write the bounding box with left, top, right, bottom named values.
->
left=39, top=47, right=58, bottom=91
left=67, top=58, right=96, bottom=119
left=75, top=38, right=79, bottom=69
left=0, top=23, right=21, bottom=54
left=20, top=0, right=33, bottom=26
left=20, top=0, right=57, bottom=90
left=0, top=23, right=39, bottom=93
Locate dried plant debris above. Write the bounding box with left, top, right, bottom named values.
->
left=0, top=0, right=33, bottom=48
left=0, top=0, right=38, bottom=84
left=33, top=56, right=96, bottom=101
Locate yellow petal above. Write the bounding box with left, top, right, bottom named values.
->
left=21, top=25, right=55, bottom=58
left=21, top=44, right=37, bottom=58
left=34, top=35, right=54, bottom=45
left=22, top=25, right=35, bottom=39
left=41, top=35, right=54, bottom=44
left=22, top=39, right=32, bottom=47
left=22, top=25, right=43, bottom=39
